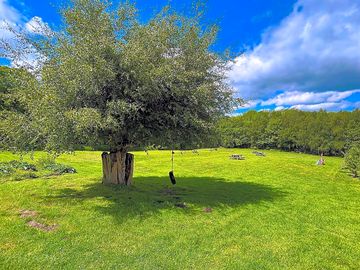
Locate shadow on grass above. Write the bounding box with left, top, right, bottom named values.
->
left=44, top=176, right=286, bottom=223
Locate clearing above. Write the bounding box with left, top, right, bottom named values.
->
left=0, top=149, right=359, bottom=269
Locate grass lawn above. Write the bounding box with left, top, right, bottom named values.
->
left=0, top=149, right=359, bottom=269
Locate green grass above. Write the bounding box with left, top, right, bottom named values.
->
left=0, top=149, right=359, bottom=269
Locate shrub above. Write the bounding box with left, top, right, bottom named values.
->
left=43, top=163, right=77, bottom=174
left=0, top=163, right=14, bottom=174
left=0, top=161, right=39, bottom=181
left=344, top=143, right=360, bottom=178
left=37, top=156, right=77, bottom=175
left=8, top=160, right=37, bottom=171
left=0, top=160, right=37, bottom=175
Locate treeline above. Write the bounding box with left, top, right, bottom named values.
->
left=2, top=66, right=360, bottom=156
left=217, top=110, right=360, bottom=156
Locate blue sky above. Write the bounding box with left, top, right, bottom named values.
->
left=1, top=0, right=360, bottom=113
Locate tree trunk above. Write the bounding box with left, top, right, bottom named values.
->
left=101, top=150, right=134, bottom=185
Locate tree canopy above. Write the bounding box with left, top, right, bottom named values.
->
left=0, top=0, right=237, bottom=154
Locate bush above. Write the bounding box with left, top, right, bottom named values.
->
left=0, top=162, right=14, bottom=174
left=344, top=143, right=360, bottom=178
left=8, top=160, right=37, bottom=171
left=0, top=157, right=76, bottom=180
left=0, top=160, right=37, bottom=175
left=37, top=156, right=77, bottom=175
left=0, top=160, right=39, bottom=181
left=45, top=163, right=76, bottom=174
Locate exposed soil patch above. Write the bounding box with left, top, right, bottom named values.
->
left=19, top=210, right=38, bottom=218
left=27, top=220, right=58, bottom=232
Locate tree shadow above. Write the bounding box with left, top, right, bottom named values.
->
left=44, top=176, right=286, bottom=223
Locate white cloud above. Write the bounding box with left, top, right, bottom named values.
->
left=262, top=90, right=360, bottom=106
left=0, top=1, right=50, bottom=71
left=240, top=99, right=261, bottom=109
left=274, top=106, right=285, bottom=111
left=25, top=16, right=51, bottom=35
left=0, top=0, right=21, bottom=39
left=290, top=101, right=352, bottom=111
left=0, top=0, right=20, bottom=23
left=228, top=0, right=360, bottom=100
left=236, top=89, right=360, bottom=112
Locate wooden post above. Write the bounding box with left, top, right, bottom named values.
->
left=101, top=151, right=134, bottom=185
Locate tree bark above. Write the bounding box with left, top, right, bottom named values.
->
left=101, top=150, right=134, bottom=185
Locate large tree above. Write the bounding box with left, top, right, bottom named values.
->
left=0, top=0, right=237, bottom=185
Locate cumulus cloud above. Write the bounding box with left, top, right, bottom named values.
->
left=235, top=89, right=360, bottom=112
left=274, top=106, right=285, bottom=111
left=228, top=0, right=360, bottom=100
left=262, top=90, right=360, bottom=106
left=241, top=99, right=261, bottom=109
left=0, top=1, right=50, bottom=72
left=0, top=0, right=21, bottom=39
left=1, top=1, right=49, bottom=37
left=0, top=0, right=20, bottom=24
left=290, top=101, right=352, bottom=111
left=25, top=16, right=51, bottom=35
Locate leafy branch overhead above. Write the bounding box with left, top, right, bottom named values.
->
left=0, top=0, right=239, bottom=154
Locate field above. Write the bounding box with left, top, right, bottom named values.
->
left=0, top=149, right=359, bottom=269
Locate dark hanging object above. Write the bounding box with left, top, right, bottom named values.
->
left=169, top=170, right=176, bottom=185
left=169, top=150, right=176, bottom=185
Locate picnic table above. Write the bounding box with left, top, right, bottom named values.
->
left=252, top=151, right=266, bottom=157
left=230, top=154, right=245, bottom=160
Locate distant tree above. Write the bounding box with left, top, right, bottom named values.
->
left=345, top=113, right=360, bottom=150
left=0, top=0, right=238, bottom=185
left=216, top=109, right=360, bottom=156
left=344, top=143, right=360, bottom=178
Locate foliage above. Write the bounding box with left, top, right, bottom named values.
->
left=38, top=156, right=76, bottom=174
left=0, top=160, right=37, bottom=174
left=0, top=149, right=359, bottom=268
left=0, top=66, right=14, bottom=112
left=0, top=160, right=38, bottom=181
left=344, top=143, right=360, bottom=178
left=8, top=160, right=37, bottom=171
left=37, top=156, right=57, bottom=168
left=1, top=0, right=238, bottom=155
left=0, top=156, right=75, bottom=181
left=43, top=163, right=77, bottom=174
left=0, top=162, right=13, bottom=174
left=217, top=109, right=360, bottom=156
